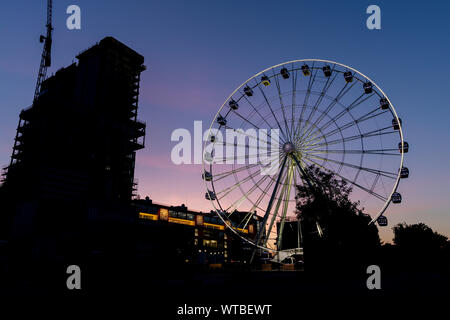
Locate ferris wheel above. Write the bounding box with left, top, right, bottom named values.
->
left=202, top=59, right=409, bottom=255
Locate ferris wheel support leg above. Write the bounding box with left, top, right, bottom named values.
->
left=250, top=155, right=288, bottom=265
left=290, top=153, right=314, bottom=191
left=291, top=153, right=324, bottom=237
left=276, top=165, right=294, bottom=250
left=263, top=172, right=289, bottom=248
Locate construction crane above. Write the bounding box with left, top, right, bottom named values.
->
left=2, top=0, right=53, bottom=175
left=34, top=0, right=53, bottom=103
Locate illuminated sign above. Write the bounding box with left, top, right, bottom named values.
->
left=168, top=217, right=195, bottom=226
left=203, top=222, right=225, bottom=230
left=139, top=212, right=158, bottom=221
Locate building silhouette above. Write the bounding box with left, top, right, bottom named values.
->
left=0, top=37, right=146, bottom=262
left=133, top=197, right=262, bottom=267
left=2, top=37, right=146, bottom=203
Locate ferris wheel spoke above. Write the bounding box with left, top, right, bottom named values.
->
left=370, top=173, right=380, bottom=194
left=272, top=69, right=291, bottom=139
left=219, top=124, right=282, bottom=150
left=225, top=170, right=272, bottom=217
left=237, top=210, right=254, bottom=229
left=302, top=156, right=388, bottom=202
left=306, top=148, right=400, bottom=156
left=231, top=109, right=267, bottom=133
left=241, top=94, right=278, bottom=136
left=299, top=66, right=337, bottom=137
left=224, top=172, right=273, bottom=214
left=233, top=152, right=288, bottom=214
left=217, top=154, right=279, bottom=199
left=296, top=117, right=330, bottom=149
left=212, top=163, right=262, bottom=183
left=308, top=126, right=397, bottom=149
left=296, top=65, right=317, bottom=136
left=257, top=86, right=289, bottom=141
left=239, top=160, right=289, bottom=214
left=217, top=168, right=264, bottom=199
left=313, top=93, right=375, bottom=136
left=212, top=140, right=267, bottom=151
left=219, top=125, right=259, bottom=142
left=218, top=139, right=272, bottom=151
left=319, top=92, right=371, bottom=133
left=240, top=167, right=288, bottom=230
left=212, top=152, right=269, bottom=164
left=303, top=153, right=398, bottom=180
left=307, top=107, right=390, bottom=145
left=221, top=111, right=285, bottom=146
left=291, top=66, right=299, bottom=140
left=300, top=79, right=355, bottom=140
left=294, top=105, right=345, bottom=152
left=237, top=179, right=273, bottom=229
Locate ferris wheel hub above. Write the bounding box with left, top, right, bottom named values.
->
left=282, top=142, right=296, bottom=154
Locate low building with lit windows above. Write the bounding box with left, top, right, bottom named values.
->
left=132, top=197, right=262, bottom=267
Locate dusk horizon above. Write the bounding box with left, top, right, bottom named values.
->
left=2, top=1, right=450, bottom=244
left=1, top=1, right=450, bottom=313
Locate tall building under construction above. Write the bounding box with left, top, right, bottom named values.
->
left=2, top=37, right=146, bottom=203
left=0, top=37, right=146, bottom=250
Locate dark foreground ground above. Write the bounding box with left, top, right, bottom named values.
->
left=1, top=258, right=449, bottom=317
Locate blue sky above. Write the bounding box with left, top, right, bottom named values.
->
left=1, top=0, right=449, bottom=242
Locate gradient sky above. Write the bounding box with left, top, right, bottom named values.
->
left=1, top=0, right=449, bottom=242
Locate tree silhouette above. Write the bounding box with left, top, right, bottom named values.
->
left=295, top=165, right=380, bottom=272
left=393, top=222, right=448, bottom=250
left=388, top=222, right=450, bottom=271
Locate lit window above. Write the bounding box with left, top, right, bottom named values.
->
left=139, top=212, right=158, bottom=221
left=159, top=208, right=169, bottom=221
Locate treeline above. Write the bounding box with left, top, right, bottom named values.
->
left=379, top=222, right=450, bottom=272
left=296, top=165, right=450, bottom=274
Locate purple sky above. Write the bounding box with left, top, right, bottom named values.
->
left=1, top=0, right=450, bottom=243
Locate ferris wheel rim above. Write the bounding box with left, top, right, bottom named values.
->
left=203, top=59, right=405, bottom=252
